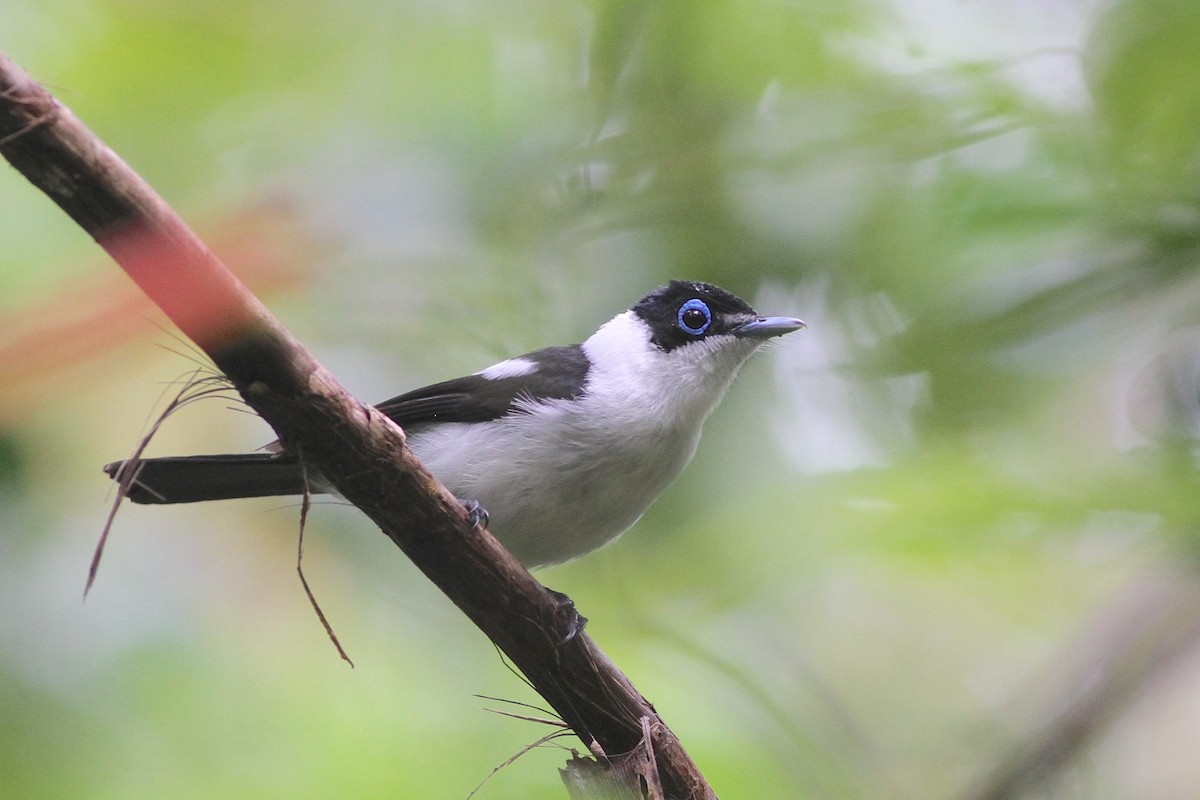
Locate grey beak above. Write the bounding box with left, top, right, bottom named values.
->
left=733, top=316, right=806, bottom=339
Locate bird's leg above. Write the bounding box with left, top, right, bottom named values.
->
left=461, top=498, right=489, bottom=530
left=456, top=498, right=584, bottom=642
left=546, top=588, right=588, bottom=644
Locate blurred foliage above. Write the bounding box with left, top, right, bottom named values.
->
left=4, top=0, right=1200, bottom=798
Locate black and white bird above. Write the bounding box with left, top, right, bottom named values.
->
left=105, top=280, right=804, bottom=567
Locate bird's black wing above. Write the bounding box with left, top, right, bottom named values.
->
left=105, top=346, right=591, bottom=505
left=374, top=345, right=590, bottom=428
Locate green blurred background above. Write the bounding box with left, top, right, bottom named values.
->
left=4, top=0, right=1200, bottom=797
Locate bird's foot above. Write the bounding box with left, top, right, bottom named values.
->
left=461, top=499, right=489, bottom=530
left=547, top=588, right=588, bottom=644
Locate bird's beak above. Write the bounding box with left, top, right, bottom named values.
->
left=733, top=316, right=806, bottom=339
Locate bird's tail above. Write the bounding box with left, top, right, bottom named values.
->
left=103, top=453, right=310, bottom=505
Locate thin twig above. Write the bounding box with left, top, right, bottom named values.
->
left=91, top=370, right=238, bottom=595
left=296, top=452, right=354, bottom=666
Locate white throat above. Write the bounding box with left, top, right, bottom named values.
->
left=580, top=310, right=764, bottom=433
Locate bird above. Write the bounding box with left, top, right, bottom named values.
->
left=104, top=280, right=804, bottom=568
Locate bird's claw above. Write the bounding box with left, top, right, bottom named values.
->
left=456, top=500, right=583, bottom=643
left=547, top=588, right=588, bottom=644
left=462, top=499, right=489, bottom=530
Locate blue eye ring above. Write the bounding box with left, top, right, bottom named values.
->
left=677, top=299, right=712, bottom=336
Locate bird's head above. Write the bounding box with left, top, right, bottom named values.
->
left=582, top=280, right=805, bottom=422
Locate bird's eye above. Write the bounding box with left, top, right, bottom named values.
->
left=677, top=299, right=712, bottom=336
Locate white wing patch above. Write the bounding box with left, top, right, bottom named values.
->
left=477, top=357, right=538, bottom=380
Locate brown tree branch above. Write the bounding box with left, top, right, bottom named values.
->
left=0, top=51, right=714, bottom=799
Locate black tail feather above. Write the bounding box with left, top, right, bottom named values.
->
left=104, top=453, right=311, bottom=505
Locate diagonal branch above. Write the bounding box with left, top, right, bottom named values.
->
left=0, top=51, right=714, bottom=799
left=964, top=575, right=1200, bottom=800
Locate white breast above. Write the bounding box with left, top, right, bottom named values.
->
left=408, top=311, right=764, bottom=567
